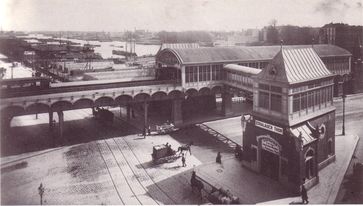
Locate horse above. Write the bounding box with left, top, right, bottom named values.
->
left=191, top=176, right=204, bottom=200
left=177, top=141, right=193, bottom=155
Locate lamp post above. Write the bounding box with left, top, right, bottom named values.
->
left=342, top=84, right=346, bottom=136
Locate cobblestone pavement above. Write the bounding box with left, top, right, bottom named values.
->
left=1, top=108, right=233, bottom=205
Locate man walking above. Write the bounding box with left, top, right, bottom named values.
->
left=301, top=184, right=308, bottom=204
left=182, top=154, right=186, bottom=167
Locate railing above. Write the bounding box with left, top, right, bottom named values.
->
left=196, top=123, right=241, bottom=149
left=0, top=79, right=179, bottom=98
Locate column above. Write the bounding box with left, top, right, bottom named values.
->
left=57, top=111, right=64, bottom=139
left=49, top=111, right=54, bottom=129
left=126, top=104, right=131, bottom=120
left=143, top=102, right=148, bottom=131
left=171, top=99, right=183, bottom=126
left=181, top=66, right=186, bottom=87
left=0, top=115, right=11, bottom=137
left=222, top=92, right=233, bottom=116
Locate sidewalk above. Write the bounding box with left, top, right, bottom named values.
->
left=259, top=133, right=360, bottom=204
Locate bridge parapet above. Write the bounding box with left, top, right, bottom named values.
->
left=0, top=83, right=184, bottom=112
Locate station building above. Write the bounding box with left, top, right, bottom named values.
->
left=241, top=47, right=336, bottom=193
left=156, top=44, right=351, bottom=97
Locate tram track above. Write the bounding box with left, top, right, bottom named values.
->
left=113, top=136, right=176, bottom=205
left=95, top=142, right=125, bottom=204
left=106, top=138, right=158, bottom=205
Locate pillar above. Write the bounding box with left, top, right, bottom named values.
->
left=49, top=111, right=54, bottom=129
left=0, top=115, right=11, bottom=137
left=126, top=104, right=131, bottom=120
left=143, top=102, right=148, bottom=130
left=57, top=111, right=64, bottom=139
left=222, top=92, right=233, bottom=116
left=172, top=99, right=183, bottom=126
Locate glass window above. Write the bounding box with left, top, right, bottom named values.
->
left=308, top=91, right=314, bottom=108
left=259, top=84, right=269, bottom=91
left=271, top=86, right=282, bottom=93
left=271, top=94, right=282, bottom=112
left=258, top=91, right=270, bottom=109
left=315, top=90, right=320, bottom=106
left=293, top=94, right=300, bottom=112
left=193, top=66, right=198, bottom=82
left=206, top=66, right=210, bottom=81
left=301, top=93, right=307, bottom=110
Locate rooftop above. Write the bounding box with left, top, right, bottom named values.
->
left=224, top=64, right=261, bottom=75
left=255, top=47, right=334, bottom=84
left=157, top=44, right=351, bottom=65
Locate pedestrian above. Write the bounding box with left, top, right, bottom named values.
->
left=143, top=127, right=146, bottom=138
left=147, top=125, right=151, bottom=135
left=301, top=184, right=308, bottom=204
left=216, top=152, right=222, bottom=163
left=182, top=154, right=186, bottom=167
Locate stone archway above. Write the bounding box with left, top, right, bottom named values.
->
left=305, top=148, right=315, bottom=180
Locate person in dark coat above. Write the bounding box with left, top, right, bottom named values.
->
left=301, top=184, right=308, bottom=204
left=216, top=152, right=222, bottom=163
left=182, top=154, right=186, bottom=167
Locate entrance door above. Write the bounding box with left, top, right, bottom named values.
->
left=261, top=149, right=279, bottom=180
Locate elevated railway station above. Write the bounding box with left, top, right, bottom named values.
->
left=1, top=44, right=350, bottom=142
left=241, top=47, right=336, bottom=193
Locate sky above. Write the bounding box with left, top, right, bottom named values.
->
left=1, top=0, right=362, bottom=31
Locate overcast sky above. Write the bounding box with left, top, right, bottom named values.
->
left=1, top=0, right=362, bottom=31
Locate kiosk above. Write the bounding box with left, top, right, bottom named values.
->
left=242, top=47, right=336, bottom=193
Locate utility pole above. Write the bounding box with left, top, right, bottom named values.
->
left=342, top=83, right=346, bottom=136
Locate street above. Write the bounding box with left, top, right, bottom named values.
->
left=334, top=93, right=363, bottom=204
left=1, top=93, right=363, bottom=204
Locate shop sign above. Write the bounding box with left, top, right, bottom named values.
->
left=255, top=120, right=283, bottom=135
left=261, top=138, right=280, bottom=155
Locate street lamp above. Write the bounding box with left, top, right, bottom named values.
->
left=342, top=83, right=346, bottom=136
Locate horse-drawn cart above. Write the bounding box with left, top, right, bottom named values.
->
left=152, top=144, right=180, bottom=164
left=192, top=173, right=240, bottom=204
left=156, top=122, right=178, bottom=134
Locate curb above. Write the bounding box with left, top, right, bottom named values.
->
left=332, top=134, right=360, bottom=203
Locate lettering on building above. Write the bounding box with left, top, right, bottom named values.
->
left=261, top=138, right=280, bottom=155
left=255, top=120, right=283, bottom=135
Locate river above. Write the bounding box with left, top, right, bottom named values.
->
left=22, top=34, right=161, bottom=59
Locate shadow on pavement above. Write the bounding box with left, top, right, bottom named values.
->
left=145, top=168, right=210, bottom=205
left=1, top=117, right=138, bottom=157
left=169, top=125, right=234, bottom=163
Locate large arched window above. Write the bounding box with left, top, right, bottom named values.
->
left=305, top=149, right=315, bottom=180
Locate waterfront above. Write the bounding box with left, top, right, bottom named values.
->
left=0, top=55, right=33, bottom=79
left=22, top=34, right=161, bottom=59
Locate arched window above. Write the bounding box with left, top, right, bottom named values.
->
left=305, top=149, right=315, bottom=180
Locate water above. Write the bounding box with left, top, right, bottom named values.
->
left=23, top=34, right=161, bottom=59
left=0, top=55, right=33, bottom=79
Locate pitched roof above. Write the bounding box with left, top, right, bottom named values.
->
left=255, top=47, right=333, bottom=84
left=158, top=44, right=351, bottom=65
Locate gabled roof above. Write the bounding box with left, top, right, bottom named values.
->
left=157, top=44, right=351, bottom=65
left=255, top=47, right=333, bottom=84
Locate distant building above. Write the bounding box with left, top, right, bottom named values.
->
left=242, top=47, right=336, bottom=193
left=319, top=23, right=363, bottom=93
left=214, top=29, right=260, bottom=46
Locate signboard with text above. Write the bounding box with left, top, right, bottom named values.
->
left=255, top=120, right=283, bottom=135
left=261, top=138, right=280, bottom=155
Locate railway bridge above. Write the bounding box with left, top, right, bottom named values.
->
left=1, top=44, right=351, bottom=138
